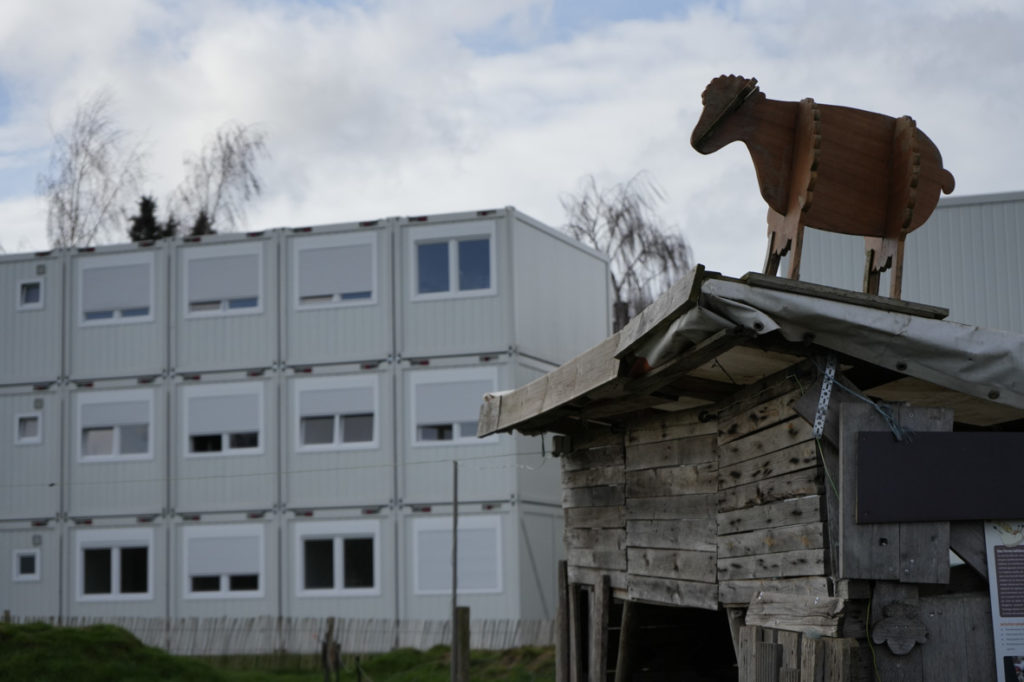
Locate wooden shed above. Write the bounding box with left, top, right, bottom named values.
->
left=479, top=265, right=1024, bottom=681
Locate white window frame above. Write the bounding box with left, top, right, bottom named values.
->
left=410, top=366, right=498, bottom=447
left=293, top=232, right=378, bottom=310
left=75, top=527, right=154, bottom=602
left=78, top=252, right=155, bottom=326
left=412, top=514, right=503, bottom=595
left=13, top=548, right=41, bottom=582
left=410, top=222, right=496, bottom=301
left=14, top=411, right=43, bottom=446
left=16, top=278, right=44, bottom=311
left=182, top=382, right=264, bottom=458
left=183, top=243, right=264, bottom=318
left=76, top=388, right=154, bottom=463
left=294, top=519, right=380, bottom=598
left=182, top=524, right=265, bottom=599
left=294, top=374, right=379, bottom=453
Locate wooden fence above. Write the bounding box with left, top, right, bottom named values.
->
left=8, top=615, right=554, bottom=655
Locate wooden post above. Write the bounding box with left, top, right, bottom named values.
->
left=451, top=460, right=459, bottom=682
left=589, top=576, right=610, bottom=682
left=613, top=600, right=638, bottom=682
left=321, top=617, right=335, bottom=682
left=454, top=606, right=470, bottom=682
left=556, top=560, right=570, bottom=682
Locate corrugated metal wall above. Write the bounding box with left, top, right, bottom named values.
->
left=796, top=191, right=1024, bottom=332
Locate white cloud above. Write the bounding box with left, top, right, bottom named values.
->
left=0, top=0, right=1022, bottom=279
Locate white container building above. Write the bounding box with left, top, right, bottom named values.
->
left=0, top=207, right=609, bottom=648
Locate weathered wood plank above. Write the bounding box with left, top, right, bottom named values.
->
left=719, top=416, right=815, bottom=469
left=718, top=441, right=819, bottom=491
left=563, top=466, right=624, bottom=489
left=626, top=519, right=716, bottom=553
left=567, top=565, right=627, bottom=591
left=626, top=463, right=717, bottom=498
left=589, top=576, right=610, bottom=682
left=556, top=561, right=569, bottom=682
left=838, top=403, right=899, bottom=581
left=568, top=548, right=628, bottom=572
left=745, top=592, right=844, bottom=638
left=565, top=528, right=625, bottom=552
left=562, top=445, right=624, bottom=472
left=719, top=577, right=830, bottom=607
left=718, top=388, right=802, bottom=446
left=563, top=485, right=625, bottom=509
left=893, top=405, right=951, bottom=584
left=717, top=496, right=823, bottom=536
left=625, top=493, right=715, bottom=520
left=717, top=549, right=826, bottom=581
left=564, top=506, right=624, bottom=529
left=624, top=435, right=716, bottom=471
left=718, top=523, right=825, bottom=559
left=718, top=468, right=822, bottom=513
left=839, top=403, right=952, bottom=583
left=625, top=574, right=718, bottom=611
left=625, top=411, right=718, bottom=446
left=627, top=547, right=716, bottom=582
left=738, top=626, right=761, bottom=682
left=918, top=592, right=993, bottom=682
left=775, top=629, right=801, bottom=671
left=615, top=264, right=705, bottom=359
left=755, top=641, right=782, bottom=682
left=799, top=636, right=824, bottom=682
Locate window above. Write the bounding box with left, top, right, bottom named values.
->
left=13, top=549, right=41, bottom=582
left=294, top=520, right=379, bottom=596
left=411, top=222, right=495, bottom=299
left=184, top=383, right=263, bottom=457
left=17, top=279, right=44, bottom=311
left=79, top=255, right=153, bottom=324
left=185, top=247, right=261, bottom=316
left=410, top=367, right=497, bottom=445
left=295, top=375, right=378, bottom=451
left=183, top=524, right=264, bottom=598
left=75, top=528, right=153, bottom=601
left=14, top=412, right=42, bottom=445
left=295, top=234, right=376, bottom=307
left=76, top=389, right=153, bottom=461
left=413, top=515, right=502, bottom=595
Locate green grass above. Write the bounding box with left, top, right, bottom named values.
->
left=0, top=623, right=555, bottom=682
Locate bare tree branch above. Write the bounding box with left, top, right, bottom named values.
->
left=36, top=92, right=145, bottom=248
left=172, top=122, right=268, bottom=233
left=561, top=172, right=692, bottom=331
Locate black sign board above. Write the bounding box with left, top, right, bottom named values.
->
left=857, top=431, right=1024, bottom=523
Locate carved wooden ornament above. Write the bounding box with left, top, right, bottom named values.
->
left=691, top=75, right=955, bottom=298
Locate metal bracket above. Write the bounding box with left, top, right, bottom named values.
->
left=812, top=355, right=837, bottom=440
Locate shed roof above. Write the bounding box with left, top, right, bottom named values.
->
left=479, top=266, right=1024, bottom=436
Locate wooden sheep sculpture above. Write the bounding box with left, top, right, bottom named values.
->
left=690, top=75, right=955, bottom=298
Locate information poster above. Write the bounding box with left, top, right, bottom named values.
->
left=986, top=521, right=1024, bottom=682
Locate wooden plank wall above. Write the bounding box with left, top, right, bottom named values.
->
left=561, top=407, right=722, bottom=609
left=737, top=625, right=860, bottom=682
left=623, top=409, right=719, bottom=610
left=716, top=383, right=832, bottom=612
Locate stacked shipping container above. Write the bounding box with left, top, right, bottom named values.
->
left=0, top=208, right=610, bottom=641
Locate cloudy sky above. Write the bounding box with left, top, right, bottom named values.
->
left=1, top=0, right=1022, bottom=277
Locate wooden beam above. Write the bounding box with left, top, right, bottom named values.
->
left=738, top=271, right=949, bottom=319
left=556, top=561, right=569, bottom=682
left=615, top=264, right=706, bottom=359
